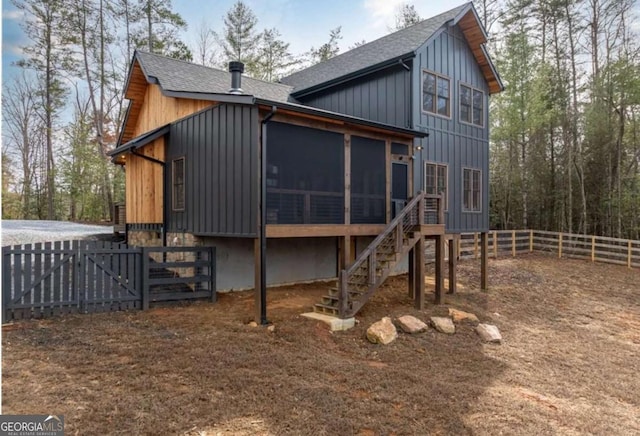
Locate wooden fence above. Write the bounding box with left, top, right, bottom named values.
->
left=2, top=240, right=216, bottom=322
left=455, top=230, right=640, bottom=268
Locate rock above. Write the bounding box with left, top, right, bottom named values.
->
left=248, top=321, right=258, bottom=327
left=448, top=308, right=479, bottom=324
left=430, top=316, right=456, bottom=334
left=396, top=315, right=428, bottom=334
left=476, top=324, right=502, bottom=343
left=267, top=325, right=275, bottom=333
left=366, top=317, right=397, bottom=345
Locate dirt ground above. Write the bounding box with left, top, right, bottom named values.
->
left=2, top=254, right=639, bottom=435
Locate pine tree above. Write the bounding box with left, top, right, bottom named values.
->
left=254, top=28, right=299, bottom=81
left=218, top=1, right=260, bottom=69
left=389, top=3, right=421, bottom=32
left=309, top=27, right=342, bottom=64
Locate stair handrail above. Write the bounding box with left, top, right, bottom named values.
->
left=343, top=191, right=426, bottom=277
left=338, top=191, right=443, bottom=317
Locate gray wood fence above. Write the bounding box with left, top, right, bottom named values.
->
left=2, top=241, right=216, bottom=322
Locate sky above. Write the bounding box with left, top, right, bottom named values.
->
left=1, top=0, right=469, bottom=83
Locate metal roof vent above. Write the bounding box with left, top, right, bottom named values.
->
left=228, top=61, right=244, bottom=94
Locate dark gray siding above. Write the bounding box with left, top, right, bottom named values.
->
left=412, top=26, right=490, bottom=233
left=299, top=64, right=412, bottom=128
left=166, top=104, right=259, bottom=237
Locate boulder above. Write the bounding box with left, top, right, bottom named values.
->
left=448, top=308, right=479, bottom=324
left=396, top=315, right=428, bottom=334
left=476, top=324, right=502, bottom=343
left=366, top=317, right=398, bottom=345
left=430, top=316, right=456, bottom=334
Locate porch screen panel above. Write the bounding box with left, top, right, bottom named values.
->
left=266, top=122, right=344, bottom=224
left=351, top=136, right=386, bottom=224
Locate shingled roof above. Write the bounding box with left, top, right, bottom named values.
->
left=280, top=3, right=470, bottom=95
left=134, top=51, right=294, bottom=103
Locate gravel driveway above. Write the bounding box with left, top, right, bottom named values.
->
left=1, top=220, right=114, bottom=247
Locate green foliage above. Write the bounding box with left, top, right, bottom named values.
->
left=309, top=27, right=342, bottom=64
left=218, top=0, right=260, bottom=68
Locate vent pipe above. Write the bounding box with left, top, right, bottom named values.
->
left=228, top=61, right=244, bottom=94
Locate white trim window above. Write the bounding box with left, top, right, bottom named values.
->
left=422, top=70, right=450, bottom=117
left=172, top=157, right=185, bottom=211
left=460, top=83, right=484, bottom=127
left=424, top=162, right=448, bottom=211
left=463, top=168, right=481, bottom=212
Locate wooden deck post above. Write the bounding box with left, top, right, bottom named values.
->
left=512, top=230, right=516, bottom=257
left=408, top=246, right=415, bottom=298
left=493, top=231, right=498, bottom=258
left=448, top=234, right=457, bottom=294
left=435, top=234, right=444, bottom=304
left=529, top=230, right=534, bottom=252
left=414, top=236, right=425, bottom=310
left=481, top=232, right=488, bottom=291
left=591, top=235, right=596, bottom=262
left=558, top=233, right=563, bottom=258
left=628, top=240, right=632, bottom=268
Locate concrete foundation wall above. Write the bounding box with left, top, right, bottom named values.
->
left=183, top=235, right=339, bottom=291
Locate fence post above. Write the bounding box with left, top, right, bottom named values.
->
left=629, top=241, right=632, bottom=269
left=512, top=230, right=516, bottom=257
left=558, top=233, right=563, bottom=258
left=141, top=247, right=150, bottom=311
left=529, top=230, right=533, bottom=252
left=591, top=236, right=596, bottom=262
left=210, top=247, right=217, bottom=302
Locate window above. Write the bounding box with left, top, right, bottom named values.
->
left=424, top=162, right=448, bottom=210
left=172, top=158, right=185, bottom=211
left=460, top=84, right=484, bottom=127
left=422, top=71, right=450, bottom=117
left=463, top=168, right=481, bottom=212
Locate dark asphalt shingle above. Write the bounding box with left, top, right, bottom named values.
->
left=280, top=3, right=469, bottom=94
left=135, top=51, right=294, bottom=103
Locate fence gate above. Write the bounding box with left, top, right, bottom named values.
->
left=79, top=242, right=142, bottom=314
left=2, top=241, right=216, bottom=322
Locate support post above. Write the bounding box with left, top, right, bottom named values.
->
left=558, top=233, right=563, bottom=258
left=254, top=238, right=266, bottom=323
left=474, top=233, right=479, bottom=259
left=481, top=232, right=488, bottom=291
left=628, top=240, right=632, bottom=268
left=340, top=236, right=351, bottom=271
left=414, top=236, right=425, bottom=310
left=592, top=236, right=596, bottom=262
left=448, top=234, right=457, bottom=294
left=529, top=230, right=533, bottom=252
left=493, top=231, right=498, bottom=258
left=512, top=230, right=516, bottom=257
left=408, top=246, right=415, bottom=298
left=435, top=235, right=444, bottom=304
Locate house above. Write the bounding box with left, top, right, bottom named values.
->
left=109, top=2, right=502, bottom=321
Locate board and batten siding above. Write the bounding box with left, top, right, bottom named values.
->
left=299, top=64, right=412, bottom=128
left=412, top=25, right=490, bottom=233
left=166, top=103, right=259, bottom=237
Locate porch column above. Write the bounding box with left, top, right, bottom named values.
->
left=408, top=247, right=415, bottom=298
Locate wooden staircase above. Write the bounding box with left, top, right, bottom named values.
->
left=314, top=192, right=443, bottom=318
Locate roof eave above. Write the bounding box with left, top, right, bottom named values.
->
left=254, top=97, right=428, bottom=139
left=108, top=124, right=170, bottom=161
left=290, top=53, right=415, bottom=99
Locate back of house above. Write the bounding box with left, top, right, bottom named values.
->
left=281, top=1, right=502, bottom=234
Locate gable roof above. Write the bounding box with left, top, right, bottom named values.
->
left=280, top=2, right=502, bottom=96
left=132, top=51, right=294, bottom=103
